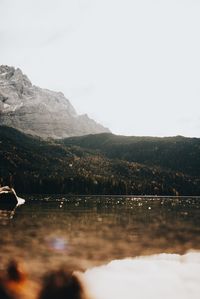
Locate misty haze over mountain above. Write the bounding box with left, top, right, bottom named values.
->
left=0, top=65, right=109, bottom=138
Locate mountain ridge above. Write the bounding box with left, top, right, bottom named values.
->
left=61, top=133, right=200, bottom=176
left=0, top=65, right=109, bottom=138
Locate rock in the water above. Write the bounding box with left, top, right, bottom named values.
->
left=0, top=186, right=25, bottom=209
left=0, top=65, right=110, bottom=139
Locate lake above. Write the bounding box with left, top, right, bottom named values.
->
left=0, top=195, right=199, bottom=282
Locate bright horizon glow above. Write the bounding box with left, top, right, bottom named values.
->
left=0, top=0, right=200, bottom=137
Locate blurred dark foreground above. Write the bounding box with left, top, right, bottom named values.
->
left=0, top=260, right=90, bottom=299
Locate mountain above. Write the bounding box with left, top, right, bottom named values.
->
left=0, top=65, right=109, bottom=138
left=0, top=126, right=200, bottom=195
left=61, top=133, right=200, bottom=176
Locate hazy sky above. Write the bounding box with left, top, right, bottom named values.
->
left=1, top=0, right=200, bottom=137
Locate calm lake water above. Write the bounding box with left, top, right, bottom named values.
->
left=0, top=196, right=199, bottom=280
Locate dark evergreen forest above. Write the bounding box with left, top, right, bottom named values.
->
left=1, top=126, right=200, bottom=195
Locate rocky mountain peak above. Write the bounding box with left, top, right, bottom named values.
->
left=0, top=65, right=110, bottom=139
left=0, top=65, right=15, bottom=79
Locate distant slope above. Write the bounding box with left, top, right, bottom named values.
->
left=0, top=65, right=110, bottom=138
left=0, top=126, right=200, bottom=195
left=61, top=133, right=200, bottom=176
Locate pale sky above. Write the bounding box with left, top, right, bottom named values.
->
left=1, top=0, right=200, bottom=137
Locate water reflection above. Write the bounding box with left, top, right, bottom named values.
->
left=85, top=252, right=200, bottom=299
left=0, top=196, right=199, bottom=279
left=0, top=209, right=15, bottom=224
left=0, top=198, right=25, bottom=224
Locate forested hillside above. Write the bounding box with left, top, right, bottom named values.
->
left=0, top=126, right=200, bottom=195
left=62, top=133, right=200, bottom=176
